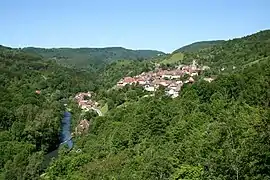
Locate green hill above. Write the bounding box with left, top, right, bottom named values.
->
left=98, top=59, right=154, bottom=89
left=0, top=46, right=98, bottom=179
left=181, top=30, right=270, bottom=71
left=160, top=52, right=184, bottom=65
left=1, top=30, right=270, bottom=180
left=44, top=57, right=270, bottom=180
left=42, top=30, right=270, bottom=179
left=22, top=47, right=164, bottom=70
left=173, top=40, right=225, bottom=53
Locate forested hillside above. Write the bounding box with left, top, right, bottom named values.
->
left=0, top=46, right=97, bottom=179
left=182, top=30, right=270, bottom=71
left=22, top=47, right=164, bottom=70
left=160, top=30, right=270, bottom=76
left=44, top=56, right=270, bottom=180
left=43, top=30, right=270, bottom=180
left=173, top=40, right=224, bottom=53
left=97, top=59, right=154, bottom=89
left=0, top=29, right=270, bottom=180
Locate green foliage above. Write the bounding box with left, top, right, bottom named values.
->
left=22, top=47, right=164, bottom=70
left=1, top=30, right=270, bottom=179
left=83, top=110, right=98, bottom=120
left=100, top=103, right=109, bottom=114
left=174, top=40, right=225, bottom=53
left=45, top=58, right=270, bottom=179
left=161, top=52, right=184, bottom=65
left=0, top=46, right=97, bottom=178
left=182, top=30, right=270, bottom=71
left=98, top=59, right=154, bottom=88
left=171, top=164, right=203, bottom=180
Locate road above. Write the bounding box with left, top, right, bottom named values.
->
left=91, top=107, right=103, bottom=116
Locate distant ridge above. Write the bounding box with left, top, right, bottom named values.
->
left=173, top=40, right=225, bottom=53
left=21, top=47, right=165, bottom=69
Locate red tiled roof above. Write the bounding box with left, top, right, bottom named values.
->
left=124, top=77, right=136, bottom=83
left=189, top=77, right=195, bottom=82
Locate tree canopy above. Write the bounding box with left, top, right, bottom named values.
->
left=22, top=47, right=164, bottom=70
left=0, top=46, right=97, bottom=179
left=45, top=59, right=270, bottom=179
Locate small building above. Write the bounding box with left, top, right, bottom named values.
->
left=117, top=80, right=124, bottom=87
left=203, top=77, right=214, bottom=83
left=75, top=119, right=90, bottom=135
left=171, top=75, right=181, bottom=79
left=159, top=80, right=170, bottom=87
left=166, top=89, right=179, bottom=98
left=191, top=72, right=198, bottom=77
left=162, top=74, right=172, bottom=79
left=123, top=77, right=136, bottom=85
left=175, top=84, right=183, bottom=92
left=144, top=84, right=155, bottom=92
left=202, top=66, right=210, bottom=70
left=138, top=79, right=147, bottom=85
left=188, top=77, right=195, bottom=83
left=168, top=83, right=178, bottom=90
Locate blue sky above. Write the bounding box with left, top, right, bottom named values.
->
left=1, top=0, right=269, bottom=52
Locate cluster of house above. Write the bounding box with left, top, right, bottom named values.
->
left=72, top=119, right=90, bottom=136
left=117, top=60, right=212, bottom=98
left=72, top=92, right=98, bottom=136
left=74, top=92, right=99, bottom=111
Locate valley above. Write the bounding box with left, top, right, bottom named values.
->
left=0, top=30, right=270, bottom=180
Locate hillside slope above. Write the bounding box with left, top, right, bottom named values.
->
left=183, top=30, right=270, bottom=69
left=173, top=40, right=225, bottom=53
left=98, top=59, right=154, bottom=89
left=1, top=29, right=270, bottom=180
left=22, top=47, right=164, bottom=69
left=0, top=46, right=97, bottom=179
left=42, top=30, right=270, bottom=180
left=44, top=57, right=270, bottom=180
left=160, top=52, right=184, bottom=65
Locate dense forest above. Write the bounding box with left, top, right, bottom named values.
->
left=0, top=30, right=270, bottom=180
left=45, top=58, right=270, bottom=180
left=173, top=40, right=225, bottom=53
left=182, top=30, right=270, bottom=71
left=0, top=46, right=97, bottom=179
left=22, top=47, right=164, bottom=70
left=97, top=59, right=154, bottom=89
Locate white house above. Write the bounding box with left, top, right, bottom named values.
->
left=171, top=75, right=181, bottom=79
left=203, top=77, right=214, bottom=83
left=162, top=74, right=171, bottom=79
left=191, top=72, right=198, bottom=77
left=202, top=66, right=210, bottom=70
left=166, top=89, right=179, bottom=98
left=144, top=84, right=155, bottom=92
left=138, top=80, right=147, bottom=85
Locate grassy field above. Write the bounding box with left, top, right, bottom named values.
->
left=100, top=103, right=109, bottom=114
left=161, top=52, right=184, bottom=64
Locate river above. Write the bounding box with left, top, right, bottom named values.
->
left=42, top=111, right=73, bottom=169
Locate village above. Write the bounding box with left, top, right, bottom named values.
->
left=74, top=92, right=98, bottom=111
left=71, top=61, right=214, bottom=135
left=117, top=60, right=214, bottom=98
left=71, top=91, right=103, bottom=136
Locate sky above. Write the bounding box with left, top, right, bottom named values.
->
left=1, top=0, right=269, bottom=53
